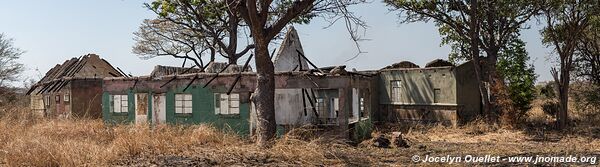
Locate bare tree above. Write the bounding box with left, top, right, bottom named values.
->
left=0, top=33, right=24, bottom=87
left=133, top=19, right=213, bottom=69
left=136, top=0, right=255, bottom=66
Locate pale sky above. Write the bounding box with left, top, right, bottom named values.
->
left=0, top=1, right=554, bottom=87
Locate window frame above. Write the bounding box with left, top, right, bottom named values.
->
left=315, top=98, right=325, bottom=116
left=215, top=93, right=240, bottom=115
left=64, top=94, right=70, bottom=102
left=330, top=97, right=339, bottom=119
left=390, top=80, right=402, bottom=103
left=175, top=94, right=193, bottom=114
left=44, top=95, right=50, bottom=106
left=111, top=94, right=129, bottom=114
left=433, top=88, right=441, bottom=103
left=359, top=97, right=365, bottom=117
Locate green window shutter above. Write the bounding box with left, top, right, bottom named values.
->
left=214, top=93, right=220, bottom=114
left=109, top=95, right=114, bottom=113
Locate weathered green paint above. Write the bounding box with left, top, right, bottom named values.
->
left=276, top=125, right=286, bottom=137
left=127, top=90, right=135, bottom=122
left=103, top=85, right=250, bottom=135
left=147, top=91, right=153, bottom=122
left=102, top=90, right=135, bottom=124
left=102, top=92, right=111, bottom=123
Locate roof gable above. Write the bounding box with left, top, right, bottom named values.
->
left=273, top=26, right=309, bottom=72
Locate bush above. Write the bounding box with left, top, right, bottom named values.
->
left=538, top=82, right=556, bottom=99
left=541, top=100, right=559, bottom=118
left=570, top=83, right=600, bottom=125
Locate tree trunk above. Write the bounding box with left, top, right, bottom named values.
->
left=472, top=55, right=491, bottom=117
left=469, top=0, right=492, bottom=119
left=228, top=57, right=238, bottom=64
left=252, top=40, right=277, bottom=147
left=557, top=66, right=570, bottom=129
left=487, top=52, right=501, bottom=118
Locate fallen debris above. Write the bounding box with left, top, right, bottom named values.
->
left=372, top=135, right=391, bottom=148
left=391, top=132, right=410, bottom=148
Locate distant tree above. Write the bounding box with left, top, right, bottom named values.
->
left=496, top=38, right=537, bottom=120
left=541, top=0, right=599, bottom=129
left=149, top=0, right=367, bottom=147
left=384, top=0, right=541, bottom=122
left=0, top=33, right=24, bottom=87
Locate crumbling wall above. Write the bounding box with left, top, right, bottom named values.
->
left=380, top=104, right=458, bottom=126
left=455, top=62, right=482, bottom=122
left=30, top=95, right=45, bottom=116
left=71, top=80, right=103, bottom=118
left=102, top=73, right=372, bottom=140
left=273, top=27, right=309, bottom=72
left=378, top=67, right=457, bottom=105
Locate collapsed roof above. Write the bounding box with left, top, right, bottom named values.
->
left=425, top=59, right=454, bottom=68
left=150, top=65, right=203, bottom=77
left=382, top=61, right=420, bottom=69
left=204, top=62, right=253, bottom=73
left=26, top=54, right=125, bottom=95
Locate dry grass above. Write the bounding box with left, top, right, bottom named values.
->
left=0, top=104, right=245, bottom=166
left=1, top=99, right=600, bottom=166
left=0, top=105, right=376, bottom=166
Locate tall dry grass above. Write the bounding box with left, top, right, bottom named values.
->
left=0, top=104, right=370, bottom=166
left=0, top=109, right=242, bottom=166
left=0, top=104, right=246, bottom=166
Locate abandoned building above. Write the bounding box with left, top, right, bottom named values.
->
left=374, top=59, right=481, bottom=125
left=101, top=27, right=374, bottom=141
left=97, top=26, right=482, bottom=141
left=27, top=54, right=126, bottom=118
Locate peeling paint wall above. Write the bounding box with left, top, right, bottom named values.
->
left=30, top=95, right=45, bottom=116
left=273, top=27, right=309, bottom=72
left=102, top=79, right=251, bottom=135
left=274, top=89, right=314, bottom=126
left=135, top=93, right=149, bottom=124
left=375, top=64, right=481, bottom=123
left=378, top=67, right=457, bottom=105
left=380, top=105, right=458, bottom=126
left=455, top=62, right=482, bottom=122
left=71, top=80, right=103, bottom=118
left=102, top=73, right=374, bottom=140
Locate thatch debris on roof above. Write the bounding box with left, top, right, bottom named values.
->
left=382, top=61, right=420, bottom=69
left=150, top=65, right=202, bottom=77
left=425, top=59, right=454, bottom=68
left=204, top=62, right=253, bottom=73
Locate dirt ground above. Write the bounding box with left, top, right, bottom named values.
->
left=108, top=123, right=600, bottom=166
left=111, top=101, right=600, bottom=166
